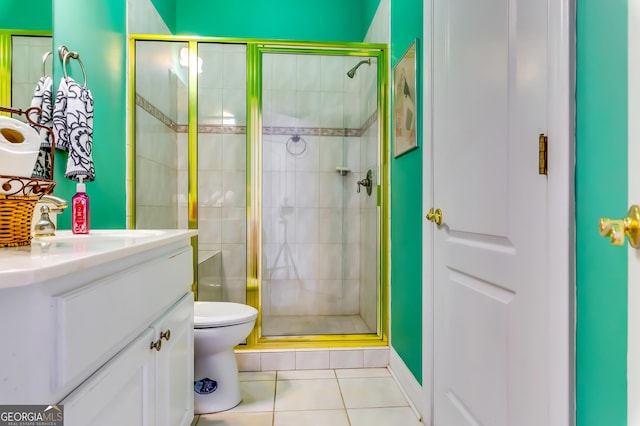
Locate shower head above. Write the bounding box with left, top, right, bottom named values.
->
left=347, top=59, right=371, bottom=78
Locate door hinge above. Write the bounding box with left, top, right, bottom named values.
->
left=539, top=133, right=548, bottom=175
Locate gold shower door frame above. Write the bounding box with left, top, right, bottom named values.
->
left=129, top=36, right=389, bottom=349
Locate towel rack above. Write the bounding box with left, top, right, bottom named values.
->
left=41, top=51, right=52, bottom=77
left=58, top=45, right=87, bottom=87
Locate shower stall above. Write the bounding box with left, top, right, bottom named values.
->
left=131, top=37, right=388, bottom=346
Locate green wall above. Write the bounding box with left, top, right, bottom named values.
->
left=0, top=0, right=51, bottom=30
left=576, top=0, right=628, bottom=424
left=52, top=0, right=127, bottom=229
left=390, top=0, right=423, bottom=383
left=151, top=0, right=177, bottom=33
left=175, top=0, right=367, bottom=41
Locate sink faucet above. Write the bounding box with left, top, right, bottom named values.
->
left=34, top=195, right=68, bottom=237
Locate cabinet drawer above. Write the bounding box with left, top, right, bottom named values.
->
left=53, top=247, right=192, bottom=392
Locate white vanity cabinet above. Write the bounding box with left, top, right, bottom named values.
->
left=0, top=230, right=196, bottom=426
left=62, top=294, right=194, bottom=426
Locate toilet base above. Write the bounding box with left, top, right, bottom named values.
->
left=194, top=348, right=241, bottom=414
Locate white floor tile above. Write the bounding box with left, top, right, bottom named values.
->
left=347, top=407, right=423, bottom=426
left=275, top=379, right=344, bottom=411
left=273, top=409, right=350, bottom=426
left=227, top=381, right=276, bottom=413
left=338, top=377, right=409, bottom=409
left=335, top=367, right=390, bottom=378
left=277, top=369, right=335, bottom=380
left=197, top=411, right=273, bottom=426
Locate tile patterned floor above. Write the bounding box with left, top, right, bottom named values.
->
left=191, top=368, right=424, bottom=426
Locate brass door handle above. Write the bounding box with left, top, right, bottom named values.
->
left=160, top=329, right=171, bottom=341
left=599, top=205, right=640, bottom=248
left=426, top=208, right=443, bottom=225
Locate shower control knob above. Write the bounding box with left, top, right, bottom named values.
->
left=357, top=169, right=374, bottom=196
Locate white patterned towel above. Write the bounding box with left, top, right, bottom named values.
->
left=52, top=77, right=95, bottom=182
left=52, top=77, right=70, bottom=151
left=29, top=76, right=53, bottom=179
left=64, top=78, right=94, bottom=181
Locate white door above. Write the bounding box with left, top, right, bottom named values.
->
left=431, top=0, right=551, bottom=424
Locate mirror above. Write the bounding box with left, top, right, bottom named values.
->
left=1, top=33, right=53, bottom=118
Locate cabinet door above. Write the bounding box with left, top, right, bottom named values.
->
left=60, top=328, right=156, bottom=426
left=153, top=293, right=194, bottom=426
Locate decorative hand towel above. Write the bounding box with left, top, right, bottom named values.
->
left=28, top=76, right=53, bottom=179
left=64, top=77, right=94, bottom=182
left=51, top=77, right=70, bottom=152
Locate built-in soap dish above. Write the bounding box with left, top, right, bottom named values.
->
left=336, top=166, right=351, bottom=176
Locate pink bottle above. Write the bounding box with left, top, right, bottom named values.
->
left=72, top=176, right=90, bottom=234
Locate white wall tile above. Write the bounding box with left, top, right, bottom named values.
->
left=222, top=171, right=246, bottom=207
left=295, top=351, right=331, bottom=370
left=197, top=88, right=223, bottom=125
left=330, top=349, right=364, bottom=369
left=319, top=137, right=343, bottom=171
left=320, top=91, right=345, bottom=128
left=198, top=133, right=223, bottom=171
left=293, top=136, right=318, bottom=172
left=321, top=56, right=345, bottom=92
left=295, top=208, right=319, bottom=244
left=236, top=352, right=261, bottom=372
left=261, top=351, right=296, bottom=371
left=222, top=134, right=247, bottom=172
left=318, top=208, right=342, bottom=244
left=296, top=55, right=321, bottom=92
left=363, top=349, right=390, bottom=368
left=319, top=172, right=343, bottom=208
left=295, top=91, right=320, bottom=127
left=318, top=245, right=343, bottom=280
left=272, top=54, right=297, bottom=91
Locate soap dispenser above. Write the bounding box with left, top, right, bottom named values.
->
left=72, top=176, right=90, bottom=234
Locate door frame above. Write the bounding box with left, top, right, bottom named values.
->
left=628, top=3, right=639, bottom=423
left=420, top=0, right=575, bottom=424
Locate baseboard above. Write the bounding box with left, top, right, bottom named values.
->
left=389, top=346, right=429, bottom=423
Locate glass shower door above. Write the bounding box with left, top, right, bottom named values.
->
left=260, top=50, right=380, bottom=337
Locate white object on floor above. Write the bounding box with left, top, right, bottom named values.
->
left=193, top=301, right=258, bottom=414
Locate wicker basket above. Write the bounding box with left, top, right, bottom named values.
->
left=0, top=106, right=56, bottom=248
left=0, top=176, right=56, bottom=247
left=0, top=194, right=41, bottom=247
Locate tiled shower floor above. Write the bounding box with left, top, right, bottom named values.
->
left=190, top=368, right=424, bottom=426
left=261, top=315, right=372, bottom=335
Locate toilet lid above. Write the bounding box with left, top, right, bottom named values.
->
left=194, top=301, right=258, bottom=328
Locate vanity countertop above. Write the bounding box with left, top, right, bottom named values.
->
left=0, top=229, right=196, bottom=289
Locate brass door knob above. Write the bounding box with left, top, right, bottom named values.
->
left=160, top=329, right=171, bottom=341
left=599, top=205, right=640, bottom=248
left=426, top=208, right=443, bottom=225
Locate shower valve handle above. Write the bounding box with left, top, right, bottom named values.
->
left=357, top=169, right=373, bottom=196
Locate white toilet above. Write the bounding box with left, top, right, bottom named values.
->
left=193, top=301, right=258, bottom=414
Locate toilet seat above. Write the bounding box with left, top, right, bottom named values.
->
left=194, top=301, right=258, bottom=329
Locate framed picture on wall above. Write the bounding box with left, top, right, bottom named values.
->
left=393, top=40, right=418, bottom=157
